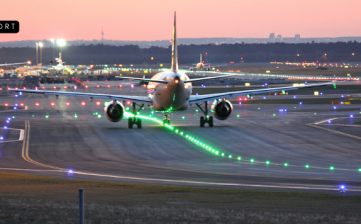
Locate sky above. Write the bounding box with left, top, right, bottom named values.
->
left=1, top=0, right=361, bottom=42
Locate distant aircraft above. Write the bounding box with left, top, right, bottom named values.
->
left=13, top=12, right=333, bottom=128
left=181, top=54, right=226, bottom=71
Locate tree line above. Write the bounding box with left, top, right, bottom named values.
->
left=0, top=41, right=360, bottom=65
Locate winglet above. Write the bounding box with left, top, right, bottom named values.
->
left=171, top=11, right=178, bottom=72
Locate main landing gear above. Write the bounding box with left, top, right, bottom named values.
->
left=128, top=103, right=144, bottom=129
left=196, top=101, right=213, bottom=127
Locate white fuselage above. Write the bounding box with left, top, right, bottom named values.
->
left=147, top=71, right=192, bottom=111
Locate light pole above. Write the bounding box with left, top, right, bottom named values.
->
left=38, top=42, right=43, bottom=66
left=35, top=43, right=39, bottom=65
left=50, top=38, right=55, bottom=64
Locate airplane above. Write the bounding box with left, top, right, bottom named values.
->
left=12, top=12, right=333, bottom=128
left=182, top=54, right=226, bottom=71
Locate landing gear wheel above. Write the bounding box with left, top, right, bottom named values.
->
left=128, top=117, right=133, bottom=129
left=209, top=116, right=213, bottom=127
left=200, top=116, right=205, bottom=127
left=136, top=119, right=142, bottom=129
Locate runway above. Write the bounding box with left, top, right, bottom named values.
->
left=0, top=82, right=361, bottom=194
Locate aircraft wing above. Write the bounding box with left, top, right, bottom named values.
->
left=10, top=89, right=152, bottom=105
left=116, top=76, right=168, bottom=83
left=0, top=62, right=30, bottom=67
left=189, top=82, right=333, bottom=105
left=184, top=74, right=234, bottom=83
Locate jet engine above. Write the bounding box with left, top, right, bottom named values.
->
left=104, top=100, right=125, bottom=122
left=211, top=100, right=233, bottom=120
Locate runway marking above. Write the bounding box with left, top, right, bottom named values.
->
left=72, top=171, right=361, bottom=192
left=21, top=120, right=63, bottom=170
left=0, top=168, right=61, bottom=172
left=19, top=129, right=24, bottom=140
left=314, top=118, right=338, bottom=125
left=307, top=118, right=361, bottom=140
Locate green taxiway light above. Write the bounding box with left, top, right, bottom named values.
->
left=305, top=165, right=309, bottom=168
left=359, top=168, right=361, bottom=172
left=228, top=155, right=232, bottom=158
left=237, top=114, right=240, bottom=118
left=182, top=116, right=185, bottom=119
left=284, top=163, right=288, bottom=167
left=195, top=109, right=198, bottom=112
left=330, top=166, right=334, bottom=170
left=237, top=157, right=241, bottom=160
left=273, top=114, right=276, bottom=116
left=97, top=115, right=101, bottom=118
left=333, top=83, right=337, bottom=89
left=258, top=108, right=260, bottom=110
left=266, top=161, right=270, bottom=165
left=32, top=115, right=34, bottom=117
left=314, top=113, right=317, bottom=115
left=250, top=159, right=254, bottom=163
left=221, top=153, right=225, bottom=156
left=12, top=116, right=15, bottom=119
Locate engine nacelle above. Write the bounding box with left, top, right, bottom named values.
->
left=211, top=100, right=233, bottom=120
left=104, top=100, right=125, bottom=122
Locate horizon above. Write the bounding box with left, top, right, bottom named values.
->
left=1, top=0, right=361, bottom=42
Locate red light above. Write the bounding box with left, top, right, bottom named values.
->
left=143, top=84, right=146, bottom=87
left=41, top=87, right=45, bottom=89
left=74, top=86, right=77, bottom=89
left=35, top=87, right=38, bottom=90
left=81, top=102, right=86, bottom=106
left=97, top=85, right=100, bottom=88
left=20, top=103, right=24, bottom=107
left=15, top=87, right=18, bottom=90
left=87, top=80, right=89, bottom=82
left=107, top=85, right=110, bottom=88
left=4, top=103, right=9, bottom=107
left=64, top=86, right=67, bottom=89
left=0, top=88, right=2, bottom=90
left=66, top=102, right=70, bottom=106
left=105, top=79, right=107, bottom=81
left=23, top=87, right=27, bottom=90
left=119, top=85, right=122, bottom=88
left=96, top=101, right=101, bottom=106
left=85, top=85, right=88, bottom=89
left=53, top=86, right=56, bottom=89
left=238, top=97, right=242, bottom=101
left=35, top=103, right=40, bottom=106
left=131, top=84, right=134, bottom=88
left=244, top=98, right=247, bottom=101
left=7, top=87, right=10, bottom=90
left=126, top=101, right=131, bottom=105
left=50, top=102, right=55, bottom=106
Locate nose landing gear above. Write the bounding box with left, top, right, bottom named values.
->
left=163, top=113, right=170, bottom=125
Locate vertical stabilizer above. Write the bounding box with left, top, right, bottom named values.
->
left=200, top=54, right=202, bottom=63
left=171, top=12, right=178, bottom=72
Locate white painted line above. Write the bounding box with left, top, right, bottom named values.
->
left=314, top=118, right=338, bottom=125
left=19, top=129, right=24, bottom=140
left=25, top=106, right=28, bottom=110
left=0, top=140, right=23, bottom=143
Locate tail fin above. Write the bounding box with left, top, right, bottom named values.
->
left=171, top=11, right=178, bottom=72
